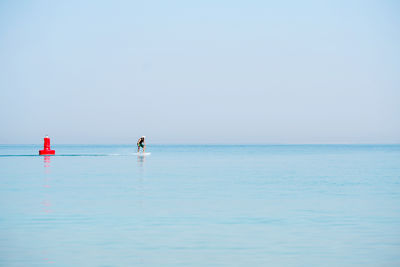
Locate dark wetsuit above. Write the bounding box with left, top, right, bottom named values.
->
left=137, top=138, right=145, bottom=148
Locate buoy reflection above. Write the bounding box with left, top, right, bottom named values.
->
left=41, top=155, right=55, bottom=264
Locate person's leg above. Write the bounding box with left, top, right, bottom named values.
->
left=143, top=145, right=146, bottom=153
left=137, top=145, right=140, bottom=153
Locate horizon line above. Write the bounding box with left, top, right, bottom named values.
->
left=1, top=143, right=400, bottom=146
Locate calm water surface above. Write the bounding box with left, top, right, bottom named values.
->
left=0, top=145, right=399, bottom=266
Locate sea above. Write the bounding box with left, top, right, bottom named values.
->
left=0, top=144, right=399, bottom=267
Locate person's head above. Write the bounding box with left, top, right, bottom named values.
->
left=142, top=136, right=146, bottom=139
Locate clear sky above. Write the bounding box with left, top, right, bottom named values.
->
left=0, top=0, right=399, bottom=144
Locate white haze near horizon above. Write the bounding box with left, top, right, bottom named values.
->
left=0, top=0, right=399, bottom=144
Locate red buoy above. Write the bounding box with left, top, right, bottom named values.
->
left=39, top=135, right=55, bottom=155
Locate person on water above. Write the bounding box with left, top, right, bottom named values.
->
left=137, top=136, right=146, bottom=153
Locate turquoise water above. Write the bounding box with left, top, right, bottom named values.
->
left=0, top=145, right=400, bottom=266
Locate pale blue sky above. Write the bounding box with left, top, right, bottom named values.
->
left=0, top=0, right=399, bottom=144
